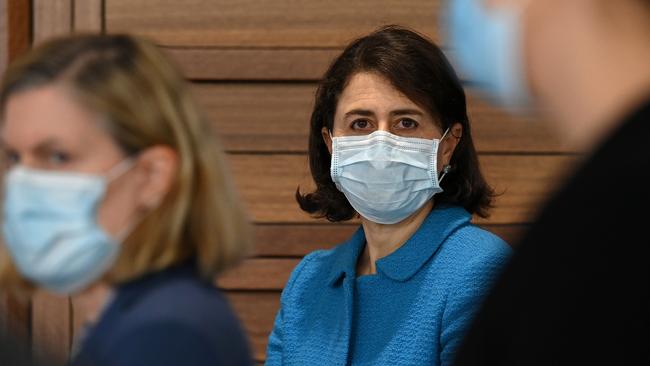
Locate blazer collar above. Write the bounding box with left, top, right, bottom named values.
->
left=327, top=227, right=366, bottom=287
left=327, top=205, right=472, bottom=286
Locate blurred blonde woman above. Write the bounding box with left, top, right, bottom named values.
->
left=0, top=34, right=253, bottom=366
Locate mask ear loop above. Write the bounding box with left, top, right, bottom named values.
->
left=437, top=127, right=452, bottom=184
left=105, top=157, right=137, bottom=182
left=101, top=155, right=157, bottom=244
left=438, top=164, right=452, bottom=184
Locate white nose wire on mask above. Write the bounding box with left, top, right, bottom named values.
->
left=329, top=127, right=450, bottom=141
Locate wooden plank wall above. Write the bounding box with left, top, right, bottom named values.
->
left=3, top=0, right=579, bottom=364
left=0, top=0, right=6, bottom=73
left=0, top=0, right=32, bottom=356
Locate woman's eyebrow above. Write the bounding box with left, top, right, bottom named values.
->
left=344, top=109, right=375, bottom=118
left=32, top=138, right=65, bottom=154
left=390, top=109, right=424, bottom=116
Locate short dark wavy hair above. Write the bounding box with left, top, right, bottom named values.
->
left=296, top=25, right=495, bottom=222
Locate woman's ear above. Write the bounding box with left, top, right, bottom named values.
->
left=441, top=123, right=463, bottom=165
left=321, top=127, right=333, bottom=154
left=133, top=145, right=178, bottom=211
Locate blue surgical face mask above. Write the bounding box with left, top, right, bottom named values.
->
left=446, top=0, right=531, bottom=110
left=2, top=159, right=134, bottom=294
left=331, top=130, right=450, bottom=225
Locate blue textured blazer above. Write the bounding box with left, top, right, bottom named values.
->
left=266, top=205, right=511, bottom=366
left=71, top=262, right=252, bottom=366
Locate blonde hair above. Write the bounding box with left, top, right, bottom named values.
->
left=0, top=34, right=253, bottom=291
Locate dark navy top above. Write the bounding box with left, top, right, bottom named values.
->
left=71, top=262, right=252, bottom=366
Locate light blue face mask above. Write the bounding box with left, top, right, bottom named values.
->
left=446, top=0, right=531, bottom=109
left=2, top=159, right=133, bottom=295
left=331, top=130, right=450, bottom=225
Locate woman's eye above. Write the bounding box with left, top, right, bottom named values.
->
left=48, top=151, right=71, bottom=165
left=4, top=151, right=19, bottom=166
left=397, top=118, right=419, bottom=129
left=351, top=119, right=371, bottom=130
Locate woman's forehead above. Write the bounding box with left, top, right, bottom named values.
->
left=2, top=85, right=110, bottom=150
left=337, top=72, right=427, bottom=115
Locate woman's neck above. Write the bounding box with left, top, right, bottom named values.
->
left=357, top=200, right=434, bottom=276
left=74, top=283, right=112, bottom=326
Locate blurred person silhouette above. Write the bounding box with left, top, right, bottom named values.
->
left=265, top=26, right=511, bottom=366
left=446, top=0, right=650, bottom=364
left=0, top=34, right=253, bottom=366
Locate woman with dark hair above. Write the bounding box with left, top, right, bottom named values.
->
left=265, top=26, right=511, bottom=366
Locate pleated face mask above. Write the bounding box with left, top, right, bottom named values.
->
left=330, top=129, right=449, bottom=224
left=446, top=0, right=531, bottom=110
left=2, top=159, right=133, bottom=294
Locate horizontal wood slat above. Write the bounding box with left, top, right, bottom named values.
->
left=168, top=48, right=482, bottom=82
left=167, top=48, right=341, bottom=81
left=228, top=154, right=575, bottom=225
left=219, top=258, right=300, bottom=290
left=194, top=83, right=569, bottom=153
left=106, top=0, right=442, bottom=48
left=253, top=223, right=527, bottom=257
left=164, top=47, right=496, bottom=85
left=254, top=224, right=357, bottom=257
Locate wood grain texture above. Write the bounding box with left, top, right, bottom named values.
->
left=253, top=223, right=526, bottom=257
left=219, top=258, right=301, bottom=290
left=31, top=291, right=70, bottom=365
left=228, top=154, right=576, bottom=224
left=73, top=0, right=102, bottom=33
left=0, top=0, right=7, bottom=72
left=168, top=49, right=464, bottom=82
left=161, top=47, right=484, bottom=82
left=0, top=294, right=30, bottom=339
left=106, top=0, right=442, bottom=47
left=7, top=0, right=31, bottom=61
left=226, top=291, right=279, bottom=363
left=193, top=83, right=569, bottom=153
left=33, top=0, right=72, bottom=44
left=167, top=48, right=342, bottom=81
left=165, top=48, right=496, bottom=84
